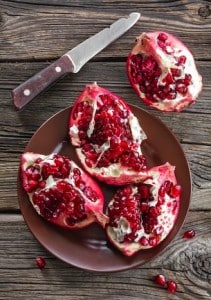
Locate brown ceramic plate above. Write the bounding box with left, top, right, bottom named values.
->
left=17, top=105, right=191, bottom=272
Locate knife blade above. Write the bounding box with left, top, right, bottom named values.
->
left=12, top=12, right=140, bottom=110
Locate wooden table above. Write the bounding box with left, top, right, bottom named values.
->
left=0, top=1, right=210, bottom=299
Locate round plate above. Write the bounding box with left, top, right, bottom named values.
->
left=17, top=105, right=191, bottom=272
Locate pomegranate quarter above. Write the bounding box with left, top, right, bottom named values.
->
left=106, top=163, right=181, bottom=256
left=127, top=31, right=202, bottom=112
left=21, top=152, right=107, bottom=229
left=69, top=82, right=148, bottom=185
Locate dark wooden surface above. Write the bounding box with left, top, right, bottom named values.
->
left=0, top=1, right=211, bottom=299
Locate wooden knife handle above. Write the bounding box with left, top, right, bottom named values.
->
left=11, top=55, right=74, bottom=110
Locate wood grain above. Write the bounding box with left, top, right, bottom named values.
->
left=0, top=0, right=210, bottom=299
left=0, top=1, right=210, bottom=60
left=0, top=212, right=210, bottom=300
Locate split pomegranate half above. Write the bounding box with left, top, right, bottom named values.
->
left=69, top=82, right=148, bottom=185
left=127, top=31, right=202, bottom=112
left=106, top=163, right=181, bottom=256
left=21, top=152, right=107, bottom=229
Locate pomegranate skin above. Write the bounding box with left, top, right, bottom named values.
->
left=127, top=31, right=202, bottom=112
left=106, top=163, right=181, bottom=256
left=69, top=82, right=148, bottom=185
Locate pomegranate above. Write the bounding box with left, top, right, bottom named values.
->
left=21, top=152, right=107, bottom=229
left=127, top=31, right=202, bottom=112
left=105, top=163, right=181, bottom=256
left=69, top=82, right=148, bottom=185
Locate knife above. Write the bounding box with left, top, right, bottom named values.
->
left=12, top=12, right=140, bottom=110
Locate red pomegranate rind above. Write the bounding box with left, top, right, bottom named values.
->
left=127, top=31, right=202, bottom=112
left=21, top=152, right=107, bottom=229
left=106, top=163, right=181, bottom=256
left=69, top=82, right=148, bottom=185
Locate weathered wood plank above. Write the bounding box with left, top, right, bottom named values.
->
left=0, top=0, right=210, bottom=60
left=0, top=212, right=210, bottom=299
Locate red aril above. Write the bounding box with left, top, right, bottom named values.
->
left=183, top=229, right=196, bottom=239
left=69, top=82, right=148, bottom=185
left=127, top=31, right=202, bottom=112
left=36, top=256, right=46, bottom=269
left=154, top=274, right=166, bottom=286
left=167, top=280, right=177, bottom=293
left=105, top=163, right=181, bottom=256
left=21, top=152, right=107, bottom=229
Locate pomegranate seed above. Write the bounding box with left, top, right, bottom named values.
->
left=157, top=32, right=168, bottom=43
left=139, top=236, right=149, bottom=246
left=27, top=180, right=39, bottom=192
left=163, top=73, right=174, bottom=84
left=155, top=225, right=164, bottom=235
left=138, top=184, right=151, bottom=198
left=36, top=256, right=46, bottom=269
left=163, top=85, right=172, bottom=94
left=166, top=92, right=176, bottom=100
left=176, top=84, right=188, bottom=95
left=157, top=91, right=166, bottom=100
left=154, top=274, right=166, bottom=286
left=170, top=184, right=182, bottom=197
left=135, top=73, right=143, bottom=84
left=163, top=180, right=173, bottom=194
left=184, top=74, right=192, bottom=85
left=183, top=229, right=196, bottom=239
left=157, top=40, right=166, bottom=50
left=158, top=185, right=165, bottom=197
left=139, top=202, right=148, bottom=212
left=166, top=280, right=177, bottom=293
left=149, top=236, right=159, bottom=246
left=149, top=206, right=159, bottom=218
left=85, top=158, right=93, bottom=168
left=170, top=68, right=182, bottom=77
left=177, top=55, right=186, bottom=65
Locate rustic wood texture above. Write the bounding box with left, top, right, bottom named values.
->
left=0, top=0, right=210, bottom=299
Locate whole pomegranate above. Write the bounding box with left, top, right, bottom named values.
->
left=127, top=31, right=202, bottom=112
left=69, top=82, right=148, bottom=185
left=21, top=152, right=107, bottom=229
left=105, top=163, right=181, bottom=256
